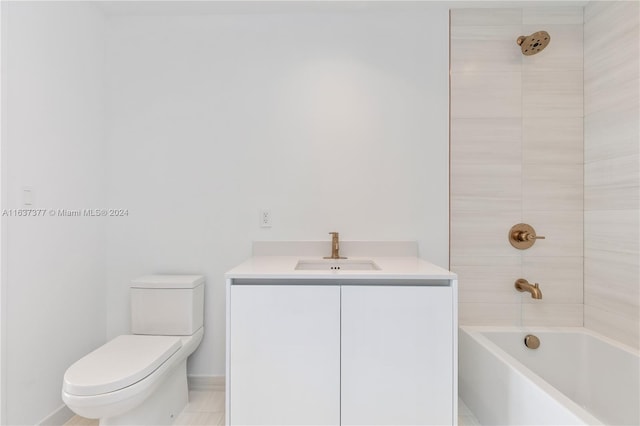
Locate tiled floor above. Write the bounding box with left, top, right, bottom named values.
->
left=64, top=390, right=225, bottom=426
left=64, top=391, right=480, bottom=425
left=458, top=398, right=482, bottom=426
left=63, top=415, right=98, bottom=426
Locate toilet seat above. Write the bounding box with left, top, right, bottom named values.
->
left=63, top=335, right=182, bottom=396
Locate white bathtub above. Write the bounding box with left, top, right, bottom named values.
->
left=459, top=326, right=639, bottom=425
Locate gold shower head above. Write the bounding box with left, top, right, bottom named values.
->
left=516, top=31, right=551, bottom=56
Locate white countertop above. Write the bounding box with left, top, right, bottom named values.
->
left=225, top=255, right=456, bottom=280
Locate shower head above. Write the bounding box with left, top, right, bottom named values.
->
left=517, top=31, right=550, bottom=56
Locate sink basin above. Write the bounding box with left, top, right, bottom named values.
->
left=295, top=259, right=381, bottom=271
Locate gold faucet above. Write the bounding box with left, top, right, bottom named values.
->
left=324, top=232, right=346, bottom=259
left=515, top=278, right=542, bottom=299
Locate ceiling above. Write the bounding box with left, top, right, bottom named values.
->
left=96, top=0, right=589, bottom=17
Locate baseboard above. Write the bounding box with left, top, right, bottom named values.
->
left=38, top=403, right=74, bottom=426
left=188, top=375, right=225, bottom=392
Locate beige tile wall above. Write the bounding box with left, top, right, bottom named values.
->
left=584, top=2, right=639, bottom=349
left=450, top=7, right=584, bottom=326
left=583, top=1, right=639, bottom=349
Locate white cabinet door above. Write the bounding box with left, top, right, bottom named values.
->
left=341, top=286, right=453, bottom=426
left=230, top=285, right=341, bottom=426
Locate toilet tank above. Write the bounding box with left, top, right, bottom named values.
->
left=130, top=275, right=205, bottom=336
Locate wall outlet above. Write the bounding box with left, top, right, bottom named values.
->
left=260, top=209, right=272, bottom=228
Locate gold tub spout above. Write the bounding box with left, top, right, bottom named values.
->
left=515, top=278, right=542, bottom=299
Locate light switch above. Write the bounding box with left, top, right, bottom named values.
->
left=22, top=187, right=34, bottom=206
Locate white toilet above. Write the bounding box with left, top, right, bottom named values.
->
left=62, top=275, right=205, bottom=425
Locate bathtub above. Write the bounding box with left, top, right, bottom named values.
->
left=459, top=326, right=639, bottom=425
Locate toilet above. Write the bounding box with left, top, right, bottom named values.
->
left=62, top=275, right=205, bottom=426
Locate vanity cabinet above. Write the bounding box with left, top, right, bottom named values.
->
left=228, top=282, right=455, bottom=426
left=229, top=285, right=341, bottom=425
left=341, top=285, right=453, bottom=425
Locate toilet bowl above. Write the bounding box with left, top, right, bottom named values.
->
left=62, top=275, right=205, bottom=425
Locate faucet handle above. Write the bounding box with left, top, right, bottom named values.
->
left=509, top=223, right=545, bottom=249
left=520, top=232, right=545, bottom=241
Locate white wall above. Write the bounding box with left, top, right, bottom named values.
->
left=104, top=3, right=450, bottom=377
left=0, top=2, right=5, bottom=422
left=583, top=0, right=639, bottom=348
left=2, top=3, right=107, bottom=424
left=450, top=7, right=585, bottom=326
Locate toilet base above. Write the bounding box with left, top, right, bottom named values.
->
left=100, top=360, right=188, bottom=426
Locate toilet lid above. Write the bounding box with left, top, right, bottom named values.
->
left=63, top=335, right=182, bottom=396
